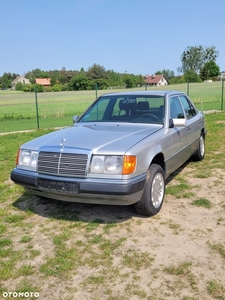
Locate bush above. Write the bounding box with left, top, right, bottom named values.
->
left=184, top=70, right=202, bottom=83
left=44, top=86, right=53, bottom=92
left=23, top=84, right=32, bottom=92
left=69, top=75, right=92, bottom=90
left=15, top=82, right=23, bottom=91
left=62, top=83, right=70, bottom=91
left=34, top=84, right=44, bottom=93
left=170, top=76, right=186, bottom=84
left=52, top=84, right=62, bottom=92
left=95, top=78, right=109, bottom=90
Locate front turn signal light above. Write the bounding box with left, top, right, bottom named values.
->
left=16, top=149, right=20, bottom=165
left=122, top=156, right=136, bottom=175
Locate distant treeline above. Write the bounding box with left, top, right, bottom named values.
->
left=1, top=64, right=145, bottom=92
left=0, top=60, right=221, bottom=92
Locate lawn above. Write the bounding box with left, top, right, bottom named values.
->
left=0, top=82, right=224, bottom=133
left=0, top=112, right=225, bottom=299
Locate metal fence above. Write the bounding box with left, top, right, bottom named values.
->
left=0, top=81, right=224, bottom=133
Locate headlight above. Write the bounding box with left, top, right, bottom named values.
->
left=17, top=149, right=38, bottom=170
left=90, top=155, right=136, bottom=175
left=90, top=156, right=105, bottom=173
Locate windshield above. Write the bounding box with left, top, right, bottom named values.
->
left=78, top=95, right=165, bottom=124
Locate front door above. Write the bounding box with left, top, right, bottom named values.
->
left=169, top=96, right=190, bottom=172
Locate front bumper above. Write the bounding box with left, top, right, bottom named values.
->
left=11, top=168, right=146, bottom=205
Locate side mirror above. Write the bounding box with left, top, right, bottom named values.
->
left=169, top=118, right=174, bottom=128
left=73, top=116, right=79, bottom=124
left=169, top=118, right=186, bottom=128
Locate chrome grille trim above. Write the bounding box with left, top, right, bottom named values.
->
left=38, top=151, right=88, bottom=177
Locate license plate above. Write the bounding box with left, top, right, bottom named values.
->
left=38, top=179, right=79, bottom=194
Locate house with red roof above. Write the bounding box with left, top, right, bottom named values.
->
left=35, top=78, right=51, bottom=86
left=144, top=75, right=168, bottom=86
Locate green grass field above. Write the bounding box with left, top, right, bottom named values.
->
left=0, top=82, right=224, bottom=133
left=0, top=112, right=225, bottom=299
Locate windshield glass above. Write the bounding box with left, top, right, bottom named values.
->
left=78, top=95, right=165, bottom=124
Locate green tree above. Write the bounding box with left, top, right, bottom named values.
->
left=135, top=74, right=145, bottom=86
left=15, top=82, right=23, bottom=91
left=205, top=61, right=220, bottom=78
left=0, top=72, right=17, bottom=89
left=170, top=76, right=186, bottom=84
left=181, top=45, right=219, bottom=74
left=58, top=74, right=67, bottom=84
left=25, top=72, right=35, bottom=84
left=156, top=69, right=175, bottom=78
left=86, top=64, right=107, bottom=80
left=95, top=78, right=109, bottom=90
left=123, top=74, right=135, bottom=88
left=40, top=71, right=50, bottom=78
left=87, top=80, right=96, bottom=90
left=200, top=61, right=220, bottom=81
left=52, top=84, right=62, bottom=92
left=61, top=83, right=70, bottom=91
left=57, top=70, right=78, bottom=84
left=107, top=70, right=123, bottom=87
left=69, top=75, right=91, bottom=90
left=25, top=69, right=42, bottom=84
left=155, top=69, right=175, bottom=83
left=199, top=66, right=208, bottom=81
left=23, top=84, right=32, bottom=92
left=49, top=70, right=59, bottom=86
left=34, top=84, right=44, bottom=92
left=79, top=67, right=86, bottom=76
left=31, top=68, right=42, bottom=78
left=184, top=70, right=202, bottom=83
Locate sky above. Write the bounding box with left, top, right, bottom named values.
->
left=1, top=0, right=225, bottom=76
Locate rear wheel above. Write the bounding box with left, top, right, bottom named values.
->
left=192, top=133, right=205, bottom=161
left=134, top=164, right=165, bottom=216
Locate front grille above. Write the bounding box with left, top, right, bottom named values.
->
left=38, top=151, right=88, bottom=177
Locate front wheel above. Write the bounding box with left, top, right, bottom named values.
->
left=134, top=164, right=165, bottom=216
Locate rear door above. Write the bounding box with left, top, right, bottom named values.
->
left=179, top=95, right=201, bottom=154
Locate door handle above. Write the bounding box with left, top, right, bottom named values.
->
left=187, top=126, right=191, bottom=132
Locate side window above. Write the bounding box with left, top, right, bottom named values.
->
left=179, top=96, right=197, bottom=119
left=169, top=96, right=185, bottom=119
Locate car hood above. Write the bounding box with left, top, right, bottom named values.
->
left=22, top=123, right=162, bottom=154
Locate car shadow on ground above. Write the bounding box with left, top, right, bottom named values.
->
left=13, top=193, right=148, bottom=224
left=13, top=160, right=192, bottom=224
left=165, top=160, right=191, bottom=185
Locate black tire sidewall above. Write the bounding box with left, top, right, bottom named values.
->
left=135, top=164, right=165, bottom=216
left=193, top=134, right=205, bottom=161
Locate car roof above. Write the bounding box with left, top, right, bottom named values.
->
left=100, top=90, right=184, bottom=97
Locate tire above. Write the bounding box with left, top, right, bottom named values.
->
left=192, top=133, right=205, bottom=161
left=134, top=164, right=165, bottom=216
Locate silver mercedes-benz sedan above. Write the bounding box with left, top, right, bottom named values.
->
left=11, top=91, right=206, bottom=216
